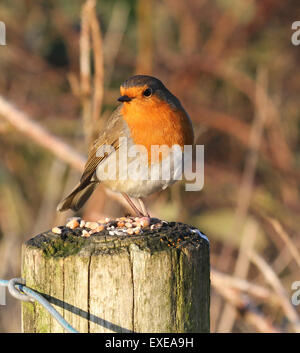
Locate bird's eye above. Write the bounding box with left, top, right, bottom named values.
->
left=143, top=88, right=152, bottom=97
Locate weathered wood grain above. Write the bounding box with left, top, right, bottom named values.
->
left=22, top=223, right=210, bottom=333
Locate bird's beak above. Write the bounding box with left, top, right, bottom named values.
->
left=117, top=95, right=132, bottom=103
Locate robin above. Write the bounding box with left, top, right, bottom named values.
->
left=57, top=75, right=194, bottom=217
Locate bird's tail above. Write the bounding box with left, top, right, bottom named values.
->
left=57, top=181, right=99, bottom=212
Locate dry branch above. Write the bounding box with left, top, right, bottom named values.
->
left=248, top=250, right=300, bottom=333
left=213, top=279, right=281, bottom=333
left=0, top=95, right=85, bottom=172
left=80, top=0, right=104, bottom=146
left=266, top=218, right=300, bottom=269
left=217, top=69, right=268, bottom=332
left=89, top=1, right=104, bottom=130
left=211, top=268, right=278, bottom=302
left=80, top=0, right=92, bottom=145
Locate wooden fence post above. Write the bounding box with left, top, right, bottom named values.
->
left=21, top=222, right=210, bottom=333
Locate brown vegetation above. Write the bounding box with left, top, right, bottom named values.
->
left=0, top=0, right=300, bottom=332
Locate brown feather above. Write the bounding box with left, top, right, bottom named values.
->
left=57, top=181, right=99, bottom=211
left=57, top=105, right=129, bottom=212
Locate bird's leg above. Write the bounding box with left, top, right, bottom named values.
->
left=122, top=193, right=144, bottom=217
left=138, top=198, right=150, bottom=217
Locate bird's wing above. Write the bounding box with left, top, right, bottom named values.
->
left=80, top=105, right=128, bottom=184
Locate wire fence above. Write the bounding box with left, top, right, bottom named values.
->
left=0, top=278, right=78, bottom=333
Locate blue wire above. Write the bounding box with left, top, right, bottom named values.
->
left=0, top=278, right=78, bottom=333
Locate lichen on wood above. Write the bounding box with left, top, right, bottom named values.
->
left=22, top=221, right=210, bottom=333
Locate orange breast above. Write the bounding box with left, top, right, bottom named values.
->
left=121, top=96, right=194, bottom=164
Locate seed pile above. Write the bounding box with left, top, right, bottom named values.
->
left=52, top=216, right=161, bottom=238
left=50, top=217, right=208, bottom=252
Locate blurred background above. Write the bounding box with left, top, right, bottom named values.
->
left=0, top=0, right=300, bottom=333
